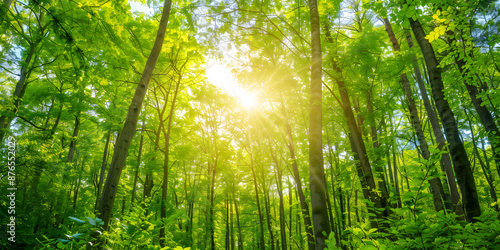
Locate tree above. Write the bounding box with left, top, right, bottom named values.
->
left=97, top=0, right=173, bottom=231
left=409, top=17, right=481, bottom=222
left=308, top=0, right=331, bottom=248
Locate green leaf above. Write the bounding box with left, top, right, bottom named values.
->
left=403, top=19, right=410, bottom=29
left=57, top=241, right=65, bottom=248
left=361, top=245, right=378, bottom=250
left=71, top=233, right=84, bottom=239
left=69, top=216, right=86, bottom=223
left=86, top=217, right=96, bottom=226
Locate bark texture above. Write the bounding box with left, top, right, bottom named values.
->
left=404, top=31, right=463, bottom=216
left=308, top=0, right=331, bottom=248
left=455, top=58, right=500, bottom=179
left=97, top=0, right=172, bottom=231
left=383, top=18, right=445, bottom=212
left=410, top=18, right=481, bottom=222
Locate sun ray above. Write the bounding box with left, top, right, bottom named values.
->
left=206, top=60, right=257, bottom=109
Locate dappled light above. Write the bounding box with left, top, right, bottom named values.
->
left=1, top=0, right=500, bottom=249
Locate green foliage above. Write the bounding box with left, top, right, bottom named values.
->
left=2, top=0, right=500, bottom=249
left=37, top=216, right=103, bottom=249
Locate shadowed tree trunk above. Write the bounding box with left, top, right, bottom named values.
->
left=455, top=55, right=500, bottom=179
left=465, top=109, right=500, bottom=213
left=130, top=123, right=144, bottom=209
left=282, top=102, right=316, bottom=250
left=410, top=17, right=481, bottom=222
left=323, top=21, right=387, bottom=231
left=404, top=30, right=463, bottom=216
left=95, top=131, right=111, bottom=212
left=96, top=0, right=172, bottom=231
left=329, top=46, right=385, bottom=231
left=383, top=18, right=445, bottom=212
left=67, top=115, right=80, bottom=163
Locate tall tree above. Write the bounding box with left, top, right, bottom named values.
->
left=308, top=0, right=331, bottom=248
left=409, top=17, right=481, bottom=222
left=97, top=0, right=173, bottom=230
left=382, top=17, right=445, bottom=212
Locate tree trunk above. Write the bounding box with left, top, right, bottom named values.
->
left=160, top=73, right=181, bottom=246
left=270, top=149, right=287, bottom=250
left=234, top=193, right=244, bottom=250
left=326, top=134, right=344, bottom=248
left=404, top=30, right=463, bottom=217
left=465, top=109, right=500, bottom=213
left=0, top=40, right=38, bottom=142
left=249, top=152, right=265, bottom=250
left=455, top=57, right=500, bottom=179
left=230, top=196, right=235, bottom=250
left=263, top=186, right=275, bottom=250
left=73, top=160, right=84, bottom=210
left=383, top=18, right=445, bottom=212
left=95, top=131, right=111, bottom=212
left=130, top=124, right=144, bottom=209
left=323, top=21, right=386, bottom=230
left=409, top=17, right=481, bottom=222
left=366, top=88, right=391, bottom=212
left=283, top=105, right=315, bottom=250
left=97, top=0, right=172, bottom=231
left=67, top=115, right=80, bottom=163
left=308, top=0, right=331, bottom=247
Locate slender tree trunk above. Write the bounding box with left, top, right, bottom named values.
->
left=404, top=30, right=463, bottom=216
left=456, top=58, right=500, bottom=178
left=308, top=0, right=331, bottom=247
left=234, top=193, right=243, bottom=250
left=67, top=115, right=80, bottom=163
left=270, top=149, right=287, bottom=250
left=465, top=109, right=500, bottom=213
left=95, top=131, right=111, bottom=211
left=283, top=105, right=315, bottom=250
left=130, top=124, right=144, bottom=209
left=410, top=17, right=481, bottom=222
left=225, top=198, right=230, bottom=250
left=336, top=68, right=383, bottom=230
left=388, top=113, right=402, bottom=208
left=263, top=186, right=276, bottom=250
left=383, top=116, right=395, bottom=188
left=97, top=0, right=172, bottom=231
left=0, top=39, right=38, bottom=142
left=249, top=152, right=265, bottom=250
left=209, top=158, right=218, bottom=250
left=230, top=196, right=235, bottom=250
left=326, top=135, right=344, bottom=248
left=160, top=74, right=181, bottom=247
left=383, top=18, right=445, bottom=212
left=323, top=22, right=386, bottom=230
left=366, top=89, right=392, bottom=212
left=73, top=160, right=84, bottom=210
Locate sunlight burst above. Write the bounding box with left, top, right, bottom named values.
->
left=206, top=60, right=258, bottom=109
left=239, top=92, right=256, bottom=109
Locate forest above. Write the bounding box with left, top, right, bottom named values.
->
left=1, top=0, right=500, bottom=249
